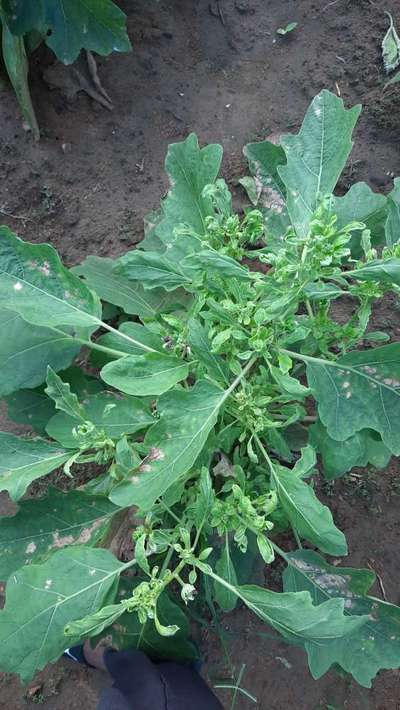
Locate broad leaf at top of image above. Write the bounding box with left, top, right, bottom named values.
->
left=0, top=89, right=400, bottom=690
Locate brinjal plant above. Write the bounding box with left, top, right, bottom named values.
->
left=0, top=0, right=131, bottom=139
left=1, top=90, right=400, bottom=690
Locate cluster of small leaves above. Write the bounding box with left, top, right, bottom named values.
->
left=1, top=90, right=400, bottom=690
left=0, top=0, right=131, bottom=139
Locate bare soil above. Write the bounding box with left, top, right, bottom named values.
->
left=1, top=0, right=400, bottom=708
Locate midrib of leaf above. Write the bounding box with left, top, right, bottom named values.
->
left=1, top=450, right=68, bottom=476
left=273, top=473, right=320, bottom=539
left=173, top=155, right=208, bottom=233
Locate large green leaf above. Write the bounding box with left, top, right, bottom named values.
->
left=2, top=0, right=131, bottom=65
left=0, top=488, right=119, bottom=580
left=101, top=353, right=189, bottom=396
left=73, top=256, right=180, bottom=319
left=272, top=464, right=347, bottom=555
left=110, top=380, right=226, bottom=510
left=385, top=178, right=400, bottom=246
left=330, top=182, right=387, bottom=254
left=310, top=422, right=391, bottom=479
left=46, top=391, right=154, bottom=447
left=0, top=547, right=126, bottom=682
left=0, top=228, right=101, bottom=329
left=1, top=21, right=39, bottom=140
left=283, top=549, right=400, bottom=687
left=346, top=258, right=400, bottom=288
left=115, top=251, right=191, bottom=291
left=157, top=133, right=223, bottom=243
left=0, top=310, right=80, bottom=397
left=0, top=433, right=73, bottom=501
left=305, top=344, right=400, bottom=454
left=200, top=564, right=367, bottom=658
left=278, top=90, right=361, bottom=237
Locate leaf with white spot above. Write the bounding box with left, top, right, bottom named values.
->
left=0, top=433, right=73, bottom=501
left=0, top=547, right=126, bottom=682
left=0, top=227, right=101, bottom=329
left=109, top=380, right=227, bottom=511
left=0, top=488, right=119, bottom=581
left=283, top=549, right=400, bottom=687
left=278, top=90, right=361, bottom=237
left=304, top=343, right=400, bottom=454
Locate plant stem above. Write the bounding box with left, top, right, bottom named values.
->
left=158, top=499, right=182, bottom=525
left=293, top=528, right=303, bottom=549
left=253, top=434, right=275, bottom=475
left=100, top=320, right=158, bottom=353
left=305, top=299, right=314, bottom=319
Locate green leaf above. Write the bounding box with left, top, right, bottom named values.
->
left=305, top=344, right=400, bottom=454
left=186, top=250, right=252, bottom=280
left=277, top=22, right=298, bottom=35
left=110, top=380, right=226, bottom=510
left=291, top=445, right=317, bottom=478
left=187, top=318, right=229, bottom=385
left=270, top=365, right=310, bottom=398
left=303, top=282, right=345, bottom=301
left=386, top=178, right=400, bottom=247
left=0, top=547, right=126, bottom=682
left=89, top=322, right=164, bottom=367
left=1, top=22, right=39, bottom=140
left=46, top=391, right=153, bottom=447
left=214, top=539, right=238, bottom=612
left=193, top=467, right=214, bottom=529
left=330, top=182, right=387, bottom=253
left=0, top=433, right=72, bottom=501
left=102, top=579, right=199, bottom=661
left=73, top=256, right=180, bottom=319
left=0, top=310, right=80, bottom=397
left=2, top=0, right=131, bottom=65
left=65, top=603, right=125, bottom=638
left=278, top=90, right=361, bottom=237
left=115, top=251, right=190, bottom=291
left=347, top=258, right=400, bottom=288
left=5, top=388, right=55, bottom=434
left=45, top=367, right=86, bottom=420
left=101, top=353, right=189, bottom=396
left=382, top=11, right=400, bottom=73
left=271, top=464, right=347, bottom=555
left=310, top=422, right=391, bottom=479
left=200, top=566, right=367, bottom=657
left=283, top=549, right=400, bottom=687
left=0, top=228, right=101, bottom=329
left=243, top=139, right=290, bottom=238
left=257, top=535, right=275, bottom=564
left=0, top=488, right=119, bottom=580
left=157, top=133, right=223, bottom=242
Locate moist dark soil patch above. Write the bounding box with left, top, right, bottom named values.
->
left=1, top=0, right=400, bottom=708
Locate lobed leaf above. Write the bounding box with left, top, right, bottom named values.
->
left=278, top=90, right=361, bottom=237
left=2, top=0, right=131, bottom=65
left=305, top=344, right=400, bottom=454
left=283, top=549, right=400, bottom=687
left=310, top=422, right=391, bottom=479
